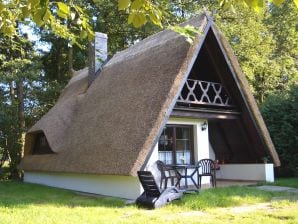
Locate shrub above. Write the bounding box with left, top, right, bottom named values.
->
left=261, top=84, right=298, bottom=177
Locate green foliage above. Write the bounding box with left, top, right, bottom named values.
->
left=261, top=85, right=298, bottom=177
left=169, top=25, right=201, bottom=43
left=117, top=0, right=298, bottom=30
left=215, top=4, right=282, bottom=103
left=94, top=0, right=160, bottom=55
left=0, top=0, right=297, bottom=47
left=0, top=0, right=94, bottom=46
left=266, top=0, right=298, bottom=89
left=118, top=0, right=164, bottom=28
left=0, top=34, right=42, bottom=179
left=118, top=0, right=131, bottom=10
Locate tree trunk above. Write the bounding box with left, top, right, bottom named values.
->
left=7, top=80, right=25, bottom=179
left=67, top=19, right=74, bottom=76
left=16, top=81, right=25, bottom=157
left=9, top=81, right=15, bottom=99
left=68, top=45, right=74, bottom=76
left=57, top=47, right=62, bottom=80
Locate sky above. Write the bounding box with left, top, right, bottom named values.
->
left=19, top=23, right=51, bottom=53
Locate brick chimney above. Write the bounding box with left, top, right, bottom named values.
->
left=88, top=32, right=108, bottom=86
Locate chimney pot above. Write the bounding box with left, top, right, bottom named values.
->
left=88, top=32, right=108, bottom=86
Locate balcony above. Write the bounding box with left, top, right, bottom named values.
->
left=176, top=79, right=235, bottom=108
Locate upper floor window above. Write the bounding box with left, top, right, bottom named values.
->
left=158, top=125, right=194, bottom=165
left=32, top=132, right=53, bottom=155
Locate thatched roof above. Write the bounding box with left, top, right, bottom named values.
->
left=19, top=14, right=280, bottom=176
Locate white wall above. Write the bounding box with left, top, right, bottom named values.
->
left=216, top=164, right=274, bottom=182
left=24, top=172, right=142, bottom=200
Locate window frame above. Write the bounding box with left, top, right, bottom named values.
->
left=158, top=124, right=194, bottom=165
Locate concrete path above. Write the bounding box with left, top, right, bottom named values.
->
left=255, top=185, right=298, bottom=194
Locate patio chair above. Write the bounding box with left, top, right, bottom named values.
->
left=197, top=159, right=216, bottom=188
left=136, top=171, right=184, bottom=209
left=156, top=160, right=180, bottom=189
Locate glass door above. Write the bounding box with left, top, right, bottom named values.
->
left=158, top=125, right=193, bottom=164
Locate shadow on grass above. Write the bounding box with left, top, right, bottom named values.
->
left=0, top=180, right=128, bottom=209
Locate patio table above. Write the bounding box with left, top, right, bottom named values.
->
left=169, top=164, right=200, bottom=189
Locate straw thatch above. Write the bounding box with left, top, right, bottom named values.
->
left=19, top=13, right=280, bottom=176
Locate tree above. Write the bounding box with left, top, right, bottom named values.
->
left=0, top=0, right=94, bottom=45
left=93, top=0, right=161, bottom=55
left=214, top=4, right=282, bottom=103
left=0, top=34, right=42, bottom=178
left=117, top=0, right=298, bottom=29
left=266, top=0, right=298, bottom=91
left=1, top=0, right=297, bottom=46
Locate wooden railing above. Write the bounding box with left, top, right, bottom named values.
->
left=177, top=79, right=235, bottom=107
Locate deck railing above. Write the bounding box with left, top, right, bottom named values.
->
left=177, top=79, right=235, bottom=107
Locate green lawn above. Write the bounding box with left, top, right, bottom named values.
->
left=0, top=180, right=297, bottom=224
left=267, top=178, right=298, bottom=188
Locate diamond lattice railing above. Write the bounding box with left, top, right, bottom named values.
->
left=177, top=79, right=235, bottom=107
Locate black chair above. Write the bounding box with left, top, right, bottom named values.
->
left=156, top=160, right=180, bottom=189
left=136, top=171, right=183, bottom=209
left=197, top=159, right=216, bottom=188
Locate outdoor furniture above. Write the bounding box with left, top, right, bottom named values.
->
left=156, top=160, right=180, bottom=189
left=170, top=164, right=199, bottom=190
left=197, top=159, right=216, bottom=188
left=136, top=171, right=184, bottom=209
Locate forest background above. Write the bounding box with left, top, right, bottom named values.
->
left=0, top=0, right=297, bottom=179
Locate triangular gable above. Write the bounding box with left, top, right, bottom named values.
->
left=142, top=20, right=280, bottom=168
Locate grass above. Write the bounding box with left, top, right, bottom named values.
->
left=267, top=178, right=298, bottom=188
left=0, top=180, right=297, bottom=224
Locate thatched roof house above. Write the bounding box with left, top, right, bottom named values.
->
left=20, top=14, right=280, bottom=199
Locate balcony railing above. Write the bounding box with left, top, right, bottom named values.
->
left=177, top=79, right=235, bottom=107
